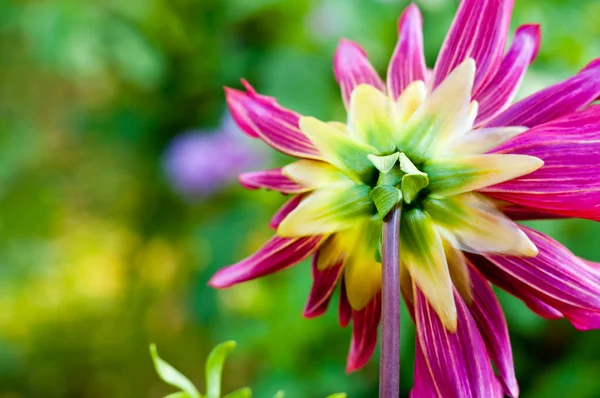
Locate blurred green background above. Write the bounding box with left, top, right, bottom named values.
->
left=0, top=0, right=599, bottom=397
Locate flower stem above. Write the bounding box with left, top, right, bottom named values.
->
left=380, top=204, right=402, bottom=398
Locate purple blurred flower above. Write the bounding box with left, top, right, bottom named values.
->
left=164, top=113, right=268, bottom=198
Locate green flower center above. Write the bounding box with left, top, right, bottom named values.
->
left=368, top=152, right=429, bottom=219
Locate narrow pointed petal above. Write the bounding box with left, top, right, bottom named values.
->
left=339, top=280, right=352, bottom=328
left=484, top=106, right=600, bottom=220
left=277, top=185, right=374, bottom=237
left=501, top=204, right=567, bottom=221
left=399, top=59, right=475, bottom=162
left=468, top=268, right=519, bottom=398
left=209, top=235, right=324, bottom=288
left=334, top=39, right=385, bottom=109
left=432, top=0, right=514, bottom=91
left=303, top=255, right=344, bottom=318
left=415, top=288, right=502, bottom=398
left=270, top=195, right=304, bottom=229
left=346, top=296, right=381, bottom=372
left=449, top=127, right=528, bottom=155
left=467, top=254, right=564, bottom=320
left=282, top=160, right=352, bottom=190
left=401, top=208, right=456, bottom=331
left=387, top=4, right=427, bottom=99
left=474, top=25, right=541, bottom=126
left=410, top=340, right=440, bottom=398
left=486, top=59, right=600, bottom=127
left=481, top=227, right=600, bottom=330
left=425, top=193, right=538, bottom=257
left=239, top=169, right=307, bottom=194
left=443, top=240, right=472, bottom=304
left=396, top=80, right=427, bottom=124
left=349, top=85, right=397, bottom=153
left=299, top=117, right=379, bottom=184
left=315, top=232, right=351, bottom=271
left=424, top=154, right=543, bottom=198
left=343, top=222, right=382, bottom=310
left=225, top=85, right=321, bottom=159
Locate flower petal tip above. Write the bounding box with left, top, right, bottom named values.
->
left=516, top=24, right=542, bottom=62
left=302, top=305, right=327, bottom=319
left=442, top=312, right=458, bottom=333
left=399, top=3, right=422, bottom=29
left=207, top=272, right=232, bottom=289
left=344, top=360, right=363, bottom=374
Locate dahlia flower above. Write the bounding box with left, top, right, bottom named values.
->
left=209, top=0, right=600, bottom=396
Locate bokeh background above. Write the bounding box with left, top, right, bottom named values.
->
left=0, top=0, right=599, bottom=397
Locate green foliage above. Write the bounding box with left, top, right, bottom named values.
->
left=151, top=342, right=345, bottom=398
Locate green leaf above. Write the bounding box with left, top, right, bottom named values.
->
left=150, top=344, right=202, bottom=398
left=326, top=394, right=347, bottom=398
left=398, top=153, right=428, bottom=204
left=367, top=153, right=399, bottom=174
left=223, top=387, right=252, bottom=398
left=273, top=391, right=285, bottom=398
left=398, top=152, right=421, bottom=175
left=401, top=173, right=428, bottom=204
left=165, top=393, right=192, bottom=398
left=370, top=185, right=402, bottom=219
left=206, top=341, right=237, bottom=398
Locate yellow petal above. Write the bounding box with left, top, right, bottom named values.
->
left=349, top=84, right=397, bottom=153
left=396, top=80, right=427, bottom=125
left=277, top=185, right=374, bottom=237
left=282, top=160, right=352, bottom=190
left=424, top=154, right=543, bottom=198
left=442, top=239, right=473, bottom=304
left=344, top=221, right=382, bottom=310
left=400, top=208, right=456, bottom=331
left=328, top=121, right=349, bottom=134
left=399, top=59, right=476, bottom=162
left=299, top=117, right=379, bottom=184
left=316, top=230, right=355, bottom=271
left=425, top=193, right=538, bottom=257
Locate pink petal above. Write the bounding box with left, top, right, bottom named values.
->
left=338, top=279, right=352, bottom=328
left=303, top=254, right=344, bottom=318
left=270, top=195, right=304, bottom=229
left=387, top=4, right=427, bottom=99
left=474, top=24, right=541, bottom=127
left=468, top=268, right=519, bottom=398
left=432, top=0, right=514, bottom=92
left=482, top=226, right=600, bottom=330
left=501, top=204, right=567, bottom=221
left=239, top=169, right=306, bottom=194
left=334, top=39, right=385, bottom=108
left=209, top=235, right=323, bottom=288
left=483, top=105, right=600, bottom=220
left=225, top=82, right=322, bottom=159
left=468, top=254, right=564, bottom=320
left=486, top=58, right=600, bottom=128
left=415, top=287, right=502, bottom=398
left=346, top=295, right=381, bottom=373
left=410, top=339, right=441, bottom=398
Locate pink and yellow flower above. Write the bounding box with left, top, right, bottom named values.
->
left=210, top=1, right=600, bottom=396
